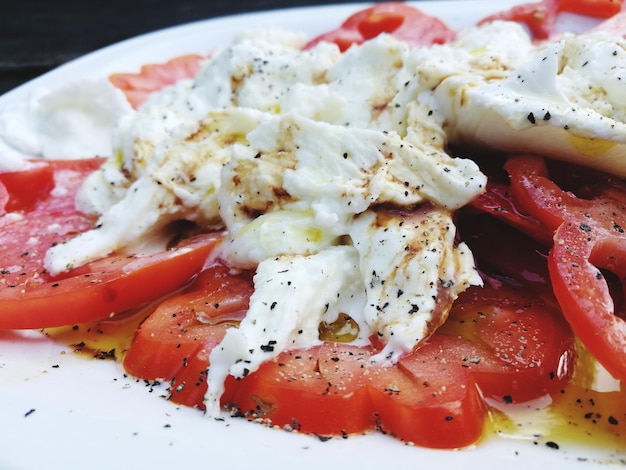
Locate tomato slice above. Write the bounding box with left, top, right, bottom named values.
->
left=109, top=54, right=205, bottom=109
left=0, top=162, right=57, bottom=213
left=478, top=0, right=622, bottom=40
left=505, top=155, right=626, bottom=383
left=469, top=180, right=553, bottom=246
left=122, top=262, right=254, bottom=406
left=478, top=0, right=560, bottom=40
left=227, top=281, right=573, bottom=448
left=0, top=180, right=7, bottom=216
left=447, top=283, right=574, bottom=402
left=560, top=0, right=623, bottom=17
left=226, top=343, right=377, bottom=436
left=0, top=233, right=220, bottom=329
left=0, top=159, right=102, bottom=296
left=458, top=211, right=556, bottom=303
left=304, top=2, right=456, bottom=51
left=0, top=158, right=220, bottom=329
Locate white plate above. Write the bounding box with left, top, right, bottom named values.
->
left=0, top=2, right=620, bottom=469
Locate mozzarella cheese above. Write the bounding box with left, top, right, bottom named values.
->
left=437, top=29, right=626, bottom=177
left=0, top=79, right=132, bottom=162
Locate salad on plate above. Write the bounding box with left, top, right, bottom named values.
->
left=0, top=0, right=625, bottom=465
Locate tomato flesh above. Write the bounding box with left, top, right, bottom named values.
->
left=109, top=54, right=205, bottom=108
left=0, top=159, right=220, bottom=329
left=226, top=343, right=376, bottom=436
left=304, top=2, right=456, bottom=51
left=0, top=162, right=56, bottom=213
left=0, top=159, right=101, bottom=295
left=122, top=262, right=254, bottom=406
left=478, top=0, right=623, bottom=40
left=504, top=155, right=626, bottom=383
left=560, top=0, right=623, bottom=17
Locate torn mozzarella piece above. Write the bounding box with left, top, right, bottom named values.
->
left=350, top=206, right=482, bottom=363
left=45, top=107, right=266, bottom=274
left=436, top=31, right=626, bottom=178
left=218, top=113, right=486, bottom=268
left=0, top=79, right=132, bottom=160
left=205, top=245, right=367, bottom=415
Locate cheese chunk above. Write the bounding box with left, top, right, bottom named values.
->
left=436, top=30, right=626, bottom=177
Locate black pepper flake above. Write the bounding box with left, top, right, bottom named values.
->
left=270, top=301, right=277, bottom=310
left=440, top=279, right=454, bottom=288
left=444, top=416, right=454, bottom=421
left=543, top=111, right=551, bottom=121
left=608, top=416, right=619, bottom=425
left=527, top=112, right=536, bottom=124
left=261, top=340, right=277, bottom=352
left=24, top=408, right=36, bottom=417
left=545, top=441, right=559, bottom=450
left=579, top=223, right=592, bottom=232
left=502, top=395, right=513, bottom=404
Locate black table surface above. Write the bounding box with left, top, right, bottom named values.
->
left=0, top=0, right=374, bottom=96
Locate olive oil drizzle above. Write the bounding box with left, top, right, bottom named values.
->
left=43, top=306, right=625, bottom=455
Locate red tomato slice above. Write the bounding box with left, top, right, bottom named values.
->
left=0, top=158, right=220, bottom=329
left=560, top=0, right=623, bottom=17
left=505, top=155, right=626, bottom=383
left=458, top=211, right=556, bottom=303
left=228, top=281, right=573, bottom=448
left=226, top=343, right=376, bottom=436
left=0, top=233, right=220, bottom=329
left=304, top=2, right=456, bottom=52
left=478, top=0, right=560, bottom=40
left=479, top=0, right=622, bottom=40
left=0, top=159, right=102, bottom=294
left=447, top=283, right=574, bottom=403
left=109, top=54, right=205, bottom=109
left=122, top=262, right=254, bottom=406
left=0, top=181, right=7, bottom=215
left=0, top=162, right=57, bottom=213
left=469, top=180, right=553, bottom=246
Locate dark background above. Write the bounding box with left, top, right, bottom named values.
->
left=0, top=0, right=371, bottom=95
